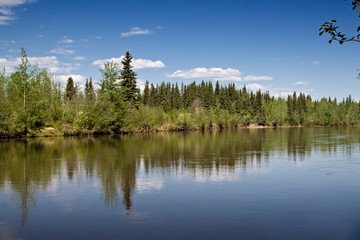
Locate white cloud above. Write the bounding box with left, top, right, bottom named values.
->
left=0, top=55, right=78, bottom=74
left=170, top=67, right=242, bottom=81
left=53, top=74, right=86, bottom=85
left=170, top=67, right=273, bottom=82
left=246, top=83, right=293, bottom=98
left=243, top=75, right=273, bottom=81
left=246, top=83, right=266, bottom=92
left=134, top=58, right=165, bottom=69
left=312, top=60, right=320, bottom=66
left=0, top=0, right=35, bottom=25
left=50, top=47, right=75, bottom=55
left=72, top=56, right=86, bottom=61
left=61, top=38, right=74, bottom=44
left=120, top=27, right=152, bottom=37
left=0, top=0, right=35, bottom=7
left=0, top=7, right=11, bottom=15
left=92, top=56, right=165, bottom=69
left=0, top=14, right=13, bottom=25
left=294, top=81, right=309, bottom=86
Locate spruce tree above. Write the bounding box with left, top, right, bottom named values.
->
left=159, top=82, right=168, bottom=110
left=249, top=91, right=256, bottom=119
left=292, top=92, right=298, bottom=124
left=85, top=78, right=89, bottom=99
left=65, top=77, right=76, bottom=101
left=206, top=81, right=214, bottom=109
left=182, top=85, right=189, bottom=108
left=173, top=83, right=181, bottom=109
left=255, top=90, right=265, bottom=125
left=215, top=81, right=220, bottom=99
left=287, top=94, right=294, bottom=125
left=143, top=81, right=150, bottom=105
left=239, top=86, right=249, bottom=115
left=120, top=51, right=139, bottom=106
left=88, top=77, right=95, bottom=101
left=149, top=83, right=156, bottom=106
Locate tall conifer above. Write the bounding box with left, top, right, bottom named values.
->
left=65, top=77, right=76, bottom=101
left=120, top=51, right=139, bottom=106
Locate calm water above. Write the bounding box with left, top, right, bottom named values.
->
left=1, top=127, right=360, bottom=240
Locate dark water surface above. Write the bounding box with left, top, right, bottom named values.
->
left=1, top=127, right=360, bottom=240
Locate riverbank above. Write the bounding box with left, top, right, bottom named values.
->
left=2, top=122, right=359, bottom=139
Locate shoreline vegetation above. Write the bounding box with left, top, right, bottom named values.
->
left=1, top=49, right=360, bottom=138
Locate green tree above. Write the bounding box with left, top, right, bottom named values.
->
left=120, top=51, right=139, bottom=106
left=88, top=77, right=95, bottom=101
left=172, top=83, right=181, bottom=109
left=65, top=77, right=76, bottom=101
left=85, top=77, right=95, bottom=101
left=143, top=80, right=150, bottom=105
left=16, top=48, right=33, bottom=112
left=100, top=61, right=121, bottom=94
left=255, top=90, right=265, bottom=125
left=99, top=61, right=125, bottom=131
left=0, top=68, right=11, bottom=135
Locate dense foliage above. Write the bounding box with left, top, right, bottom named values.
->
left=0, top=49, right=359, bottom=137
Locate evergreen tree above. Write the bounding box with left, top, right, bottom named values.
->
left=149, top=83, right=156, bottom=106
left=287, top=94, right=294, bottom=125
left=143, top=81, right=150, bottom=105
left=215, top=81, right=220, bottom=100
left=85, top=78, right=90, bottom=99
left=88, top=77, right=95, bottom=101
left=297, top=93, right=306, bottom=124
left=249, top=91, right=256, bottom=119
left=182, top=85, right=189, bottom=108
left=159, top=82, right=170, bottom=111
left=173, top=83, right=181, bottom=109
left=120, top=51, right=139, bottom=106
left=255, top=90, right=265, bottom=125
left=84, top=78, right=95, bottom=101
left=239, top=86, right=249, bottom=115
left=206, top=81, right=214, bottom=109
left=66, top=77, right=76, bottom=101
left=292, top=92, right=298, bottom=124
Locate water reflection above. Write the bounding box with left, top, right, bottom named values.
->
left=0, top=127, right=359, bottom=225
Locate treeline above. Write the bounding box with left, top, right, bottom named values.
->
left=0, top=49, right=359, bottom=137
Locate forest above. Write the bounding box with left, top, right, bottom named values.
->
left=0, top=49, right=359, bottom=138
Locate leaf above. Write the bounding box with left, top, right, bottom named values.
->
left=329, top=40, right=332, bottom=44
left=339, top=40, right=344, bottom=44
left=319, top=32, right=323, bottom=36
left=357, top=26, right=360, bottom=32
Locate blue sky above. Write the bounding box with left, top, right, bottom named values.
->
left=0, top=0, right=359, bottom=100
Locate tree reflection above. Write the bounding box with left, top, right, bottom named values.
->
left=0, top=127, right=359, bottom=225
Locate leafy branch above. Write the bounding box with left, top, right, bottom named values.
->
left=319, top=0, right=360, bottom=44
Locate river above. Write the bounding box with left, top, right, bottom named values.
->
left=1, top=127, right=360, bottom=239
